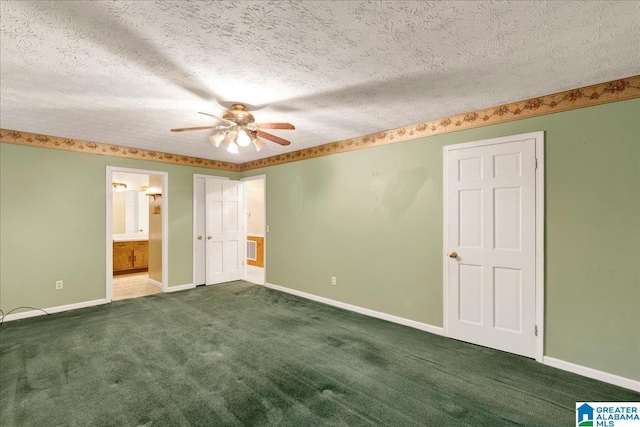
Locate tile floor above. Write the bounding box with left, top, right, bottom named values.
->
left=112, top=272, right=161, bottom=301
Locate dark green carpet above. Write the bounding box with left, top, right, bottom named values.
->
left=1, top=282, right=637, bottom=426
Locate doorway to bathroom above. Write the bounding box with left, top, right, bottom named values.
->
left=106, top=166, right=168, bottom=302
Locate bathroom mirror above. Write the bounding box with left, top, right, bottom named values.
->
left=113, top=191, right=149, bottom=236
left=112, top=172, right=150, bottom=239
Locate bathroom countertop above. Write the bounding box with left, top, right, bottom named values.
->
left=113, top=235, right=149, bottom=242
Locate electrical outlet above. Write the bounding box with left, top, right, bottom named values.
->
left=331, top=277, right=336, bottom=286
left=55, top=280, right=63, bottom=290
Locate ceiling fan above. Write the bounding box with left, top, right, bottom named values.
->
left=171, top=103, right=295, bottom=153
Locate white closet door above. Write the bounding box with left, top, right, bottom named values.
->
left=446, top=137, right=537, bottom=358
left=194, top=177, right=206, bottom=286
left=205, top=179, right=244, bottom=285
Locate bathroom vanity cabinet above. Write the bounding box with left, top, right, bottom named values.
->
left=113, top=240, right=149, bottom=273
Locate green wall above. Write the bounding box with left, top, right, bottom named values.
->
left=0, top=143, right=238, bottom=312
left=242, top=99, right=640, bottom=381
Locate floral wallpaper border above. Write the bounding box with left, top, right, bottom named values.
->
left=0, top=129, right=242, bottom=172
left=1, top=75, right=638, bottom=172
left=240, top=75, right=640, bottom=171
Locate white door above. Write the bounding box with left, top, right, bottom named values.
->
left=445, top=134, right=538, bottom=358
left=205, top=178, right=244, bottom=284
left=194, top=177, right=206, bottom=285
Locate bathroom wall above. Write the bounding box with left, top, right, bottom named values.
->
left=246, top=178, right=265, bottom=236
left=112, top=191, right=126, bottom=234
left=148, top=175, right=163, bottom=283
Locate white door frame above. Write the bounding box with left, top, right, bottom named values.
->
left=242, top=174, right=267, bottom=285
left=106, top=166, right=169, bottom=302
left=442, top=131, right=545, bottom=362
left=192, top=174, right=229, bottom=286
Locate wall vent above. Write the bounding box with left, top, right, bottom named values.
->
left=247, top=240, right=257, bottom=261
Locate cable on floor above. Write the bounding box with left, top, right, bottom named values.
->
left=0, top=307, right=50, bottom=327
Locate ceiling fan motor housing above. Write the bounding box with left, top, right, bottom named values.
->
left=223, top=104, right=255, bottom=126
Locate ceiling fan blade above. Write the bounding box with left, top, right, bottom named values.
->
left=171, top=125, right=231, bottom=132
left=255, top=123, right=295, bottom=130
left=257, top=130, right=291, bottom=146
left=171, top=125, right=217, bottom=132
left=198, top=111, right=236, bottom=125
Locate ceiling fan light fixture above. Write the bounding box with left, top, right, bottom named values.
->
left=226, top=130, right=238, bottom=141
left=227, top=139, right=240, bottom=154
left=209, top=132, right=225, bottom=147
left=113, top=182, right=127, bottom=192
left=236, top=129, right=251, bottom=147
left=252, top=137, right=266, bottom=152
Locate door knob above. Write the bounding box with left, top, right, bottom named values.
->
left=197, top=236, right=203, bottom=240
left=449, top=251, right=458, bottom=258
left=207, top=236, right=212, bottom=240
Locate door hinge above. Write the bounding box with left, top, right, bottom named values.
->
left=535, top=158, right=538, bottom=169
left=534, top=325, right=538, bottom=336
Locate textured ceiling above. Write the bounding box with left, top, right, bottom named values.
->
left=1, top=1, right=639, bottom=163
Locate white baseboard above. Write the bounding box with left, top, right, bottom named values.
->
left=265, top=282, right=444, bottom=336
left=165, top=283, right=195, bottom=293
left=1, top=299, right=108, bottom=323
left=147, top=278, right=163, bottom=288
left=543, top=356, right=640, bottom=392
left=245, top=266, right=265, bottom=286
